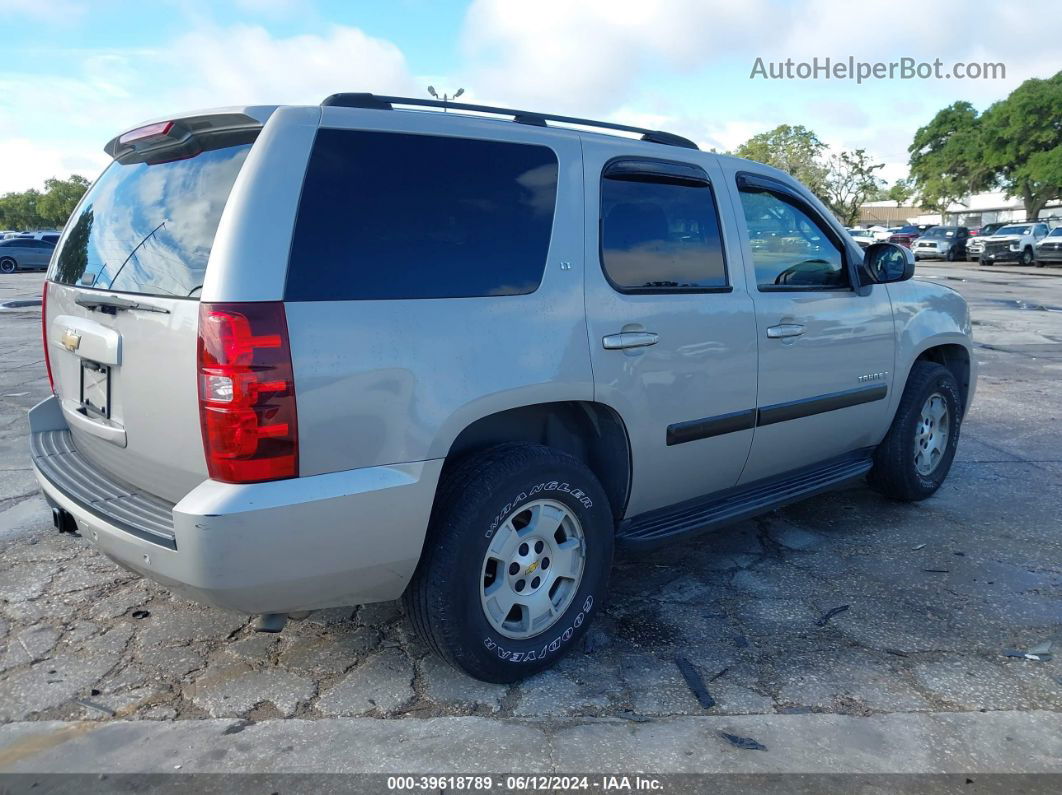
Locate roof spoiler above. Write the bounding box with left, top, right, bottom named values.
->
left=104, top=107, right=277, bottom=159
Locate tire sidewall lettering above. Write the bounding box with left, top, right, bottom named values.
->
left=484, top=481, right=593, bottom=539
left=483, top=596, right=595, bottom=665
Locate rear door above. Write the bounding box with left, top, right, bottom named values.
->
left=583, top=142, right=758, bottom=517
left=45, top=124, right=260, bottom=502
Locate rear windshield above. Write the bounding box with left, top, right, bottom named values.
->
left=51, top=131, right=255, bottom=298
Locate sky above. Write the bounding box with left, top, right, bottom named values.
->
left=1, top=0, right=1059, bottom=195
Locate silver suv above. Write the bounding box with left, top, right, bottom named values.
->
left=30, top=94, right=975, bottom=682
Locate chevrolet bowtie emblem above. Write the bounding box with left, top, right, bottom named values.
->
left=61, top=329, right=81, bottom=352
left=525, top=561, right=539, bottom=576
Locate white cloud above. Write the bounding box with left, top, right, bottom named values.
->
left=460, top=0, right=774, bottom=113
left=0, top=22, right=419, bottom=193
left=0, top=0, right=84, bottom=24
left=1, top=2, right=1059, bottom=196
left=0, top=138, right=108, bottom=194
left=171, top=24, right=418, bottom=108
left=459, top=0, right=1061, bottom=179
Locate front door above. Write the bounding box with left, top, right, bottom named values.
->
left=582, top=142, right=759, bottom=517
left=724, top=169, right=896, bottom=484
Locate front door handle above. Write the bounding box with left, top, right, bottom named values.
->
left=766, top=323, right=805, bottom=339
left=602, top=331, right=659, bottom=350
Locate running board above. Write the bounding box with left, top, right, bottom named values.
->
left=617, top=449, right=874, bottom=548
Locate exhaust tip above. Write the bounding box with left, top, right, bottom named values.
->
left=52, top=507, right=77, bottom=534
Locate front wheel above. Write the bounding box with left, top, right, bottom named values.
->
left=0, top=258, right=17, bottom=274
left=1021, top=247, right=1034, bottom=266
left=869, top=361, right=963, bottom=502
left=404, top=443, right=614, bottom=682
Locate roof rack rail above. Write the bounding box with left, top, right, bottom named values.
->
left=320, top=93, right=699, bottom=150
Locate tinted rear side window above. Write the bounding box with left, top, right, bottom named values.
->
left=286, top=129, right=558, bottom=301
left=51, top=131, right=255, bottom=297
left=601, top=174, right=728, bottom=291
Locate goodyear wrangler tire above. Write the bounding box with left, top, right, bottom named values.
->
left=869, top=361, right=962, bottom=502
left=403, top=442, right=614, bottom=682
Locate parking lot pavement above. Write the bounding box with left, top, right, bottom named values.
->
left=1, top=269, right=1059, bottom=770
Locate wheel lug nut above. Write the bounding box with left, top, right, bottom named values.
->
left=534, top=540, right=544, bottom=554
left=518, top=543, right=529, bottom=556
left=541, top=557, right=550, bottom=570
left=531, top=576, right=541, bottom=589
left=508, top=562, right=520, bottom=576
left=515, top=579, right=525, bottom=592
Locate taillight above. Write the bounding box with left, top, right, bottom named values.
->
left=197, top=302, right=298, bottom=483
left=42, top=281, right=54, bottom=395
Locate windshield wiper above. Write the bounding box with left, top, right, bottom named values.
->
left=75, top=294, right=170, bottom=314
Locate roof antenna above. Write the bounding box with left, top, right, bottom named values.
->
left=427, top=85, right=464, bottom=112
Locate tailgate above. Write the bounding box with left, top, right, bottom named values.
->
left=45, top=284, right=204, bottom=502
left=44, top=121, right=259, bottom=502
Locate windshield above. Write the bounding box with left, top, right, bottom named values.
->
left=923, top=228, right=957, bottom=238
left=996, top=225, right=1031, bottom=236
left=1048, top=228, right=1062, bottom=237
left=51, top=132, right=254, bottom=298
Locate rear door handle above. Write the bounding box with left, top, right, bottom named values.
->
left=766, top=323, right=805, bottom=339
left=602, top=331, right=659, bottom=350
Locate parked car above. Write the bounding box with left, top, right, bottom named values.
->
left=0, top=230, right=18, bottom=240
left=1034, top=226, right=1062, bottom=266
left=0, top=237, right=55, bottom=273
left=15, top=230, right=61, bottom=244
left=30, top=95, right=976, bottom=682
left=978, top=222, right=1050, bottom=266
left=965, top=223, right=1005, bottom=260
left=912, top=226, right=970, bottom=261
left=846, top=228, right=875, bottom=248
left=888, top=224, right=932, bottom=248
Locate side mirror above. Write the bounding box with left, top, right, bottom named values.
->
left=862, top=242, right=915, bottom=284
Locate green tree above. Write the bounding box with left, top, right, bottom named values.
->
left=908, top=101, right=994, bottom=216
left=0, top=189, right=44, bottom=230
left=823, top=149, right=885, bottom=226
left=734, top=124, right=830, bottom=197
left=887, top=178, right=916, bottom=206
left=36, top=175, right=90, bottom=228
left=980, top=71, right=1062, bottom=220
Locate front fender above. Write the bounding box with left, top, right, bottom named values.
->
left=886, top=279, right=976, bottom=419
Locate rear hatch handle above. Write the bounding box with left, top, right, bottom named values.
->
left=75, top=294, right=170, bottom=314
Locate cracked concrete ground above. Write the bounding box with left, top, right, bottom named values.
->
left=0, top=267, right=1059, bottom=738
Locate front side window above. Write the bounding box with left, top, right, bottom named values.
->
left=286, top=129, right=558, bottom=301
left=600, top=172, right=727, bottom=291
left=738, top=189, right=847, bottom=289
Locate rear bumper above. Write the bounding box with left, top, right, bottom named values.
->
left=29, top=396, right=443, bottom=614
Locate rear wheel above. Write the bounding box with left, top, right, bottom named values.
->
left=0, top=258, right=16, bottom=274
left=869, top=361, right=962, bottom=501
left=404, top=443, right=614, bottom=682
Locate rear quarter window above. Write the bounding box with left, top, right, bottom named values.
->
left=285, top=129, right=559, bottom=301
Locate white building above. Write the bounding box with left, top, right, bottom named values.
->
left=915, top=191, right=1062, bottom=227
left=861, top=192, right=1062, bottom=228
